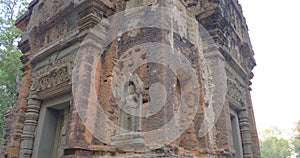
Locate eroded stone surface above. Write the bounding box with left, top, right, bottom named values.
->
left=1, top=0, right=259, bottom=158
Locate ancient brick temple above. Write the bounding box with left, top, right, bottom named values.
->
left=1, top=0, right=260, bottom=157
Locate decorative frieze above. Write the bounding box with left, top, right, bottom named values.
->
left=226, top=70, right=246, bottom=106
left=30, top=54, right=75, bottom=95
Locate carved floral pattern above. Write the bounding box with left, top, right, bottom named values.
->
left=226, top=70, right=246, bottom=106
left=31, top=54, right=74, bottom=94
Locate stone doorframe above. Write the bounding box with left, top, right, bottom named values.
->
left=32, top=93, right=71, bottom=158
left=230, top=108, right=244, bottom=158
left=228, top=99, right=253, bottom=158
left=19, top=93, right=71, bottom=158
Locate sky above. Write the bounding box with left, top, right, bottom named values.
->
left=239, top=0, right=300, bottom=134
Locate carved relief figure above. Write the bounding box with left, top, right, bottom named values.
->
left=117, top=74, right=143, bottom=133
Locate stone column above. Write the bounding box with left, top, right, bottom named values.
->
left=19, top=96, right=41, bottom=157
left=246, top=86, right=260, bottom=158
left=238, top=108, right=253, bottom=158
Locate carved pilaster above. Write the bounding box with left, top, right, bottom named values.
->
left=246, top=83, right=260, bottom=158
left=19, top=96, right=41, bottom=157
left=203, top=49, right=230, bottom=155
left=64, top=1, right=110, bottom=155
left=238, top=108, right=253, bottom=158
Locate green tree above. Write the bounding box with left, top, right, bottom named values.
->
left=260, top=127, right=292, bottom=158
left=0, top=0, right=28, bottom=141
left=293, top=121, right=300, bottom=157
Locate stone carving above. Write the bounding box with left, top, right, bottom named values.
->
left=31, top=54, right=74, bottom=94
left=120, top=81, right=141, bottom=132
left=115, top=73, right=143, bottom=133
left=226, top=70, right=246, bottom=106
left=111, top=73, right=144, bottom=151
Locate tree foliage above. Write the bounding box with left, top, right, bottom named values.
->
left=0, top=0, right=28, bottom=141
left=260, top=127, right=292, bottom=158
left=293, top=121, right=300, bottom=157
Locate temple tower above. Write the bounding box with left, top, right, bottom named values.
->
left=1, top=0, right=259, bottom=157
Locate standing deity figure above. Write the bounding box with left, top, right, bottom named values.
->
left=112, top=73, right=144, bottom=151
left=116, top=73, right=143, bottom=134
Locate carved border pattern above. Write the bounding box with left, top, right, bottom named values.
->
left=226, top=69, right=246, bottom=106
left=31, top=54, right=75, bottom=94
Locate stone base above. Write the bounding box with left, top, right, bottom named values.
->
left=111, top=132, right=144, bottom=152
